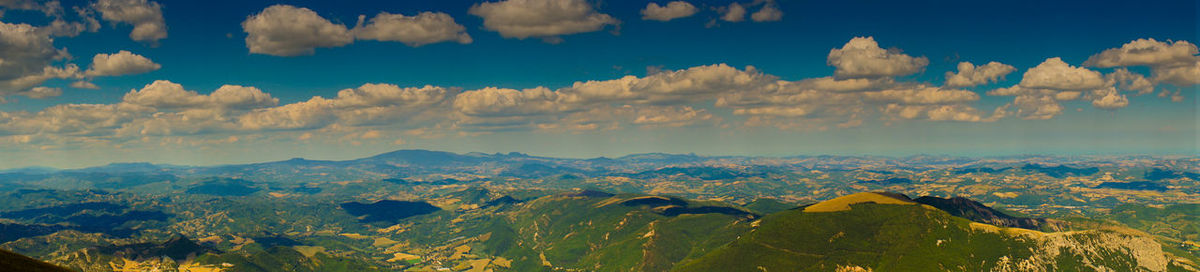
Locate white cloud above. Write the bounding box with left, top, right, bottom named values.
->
left=632, top=105, right=713, bottom=127
left=242, top=5, right=354, bottom=56
left=1054, top=91, right=1082, bottom=101
left=43, top=18, right=90, bottom=37
left=328, top=83, right=447, bottom=108
left=70, top=81, right=99, bottom=89
left=641, top=1, right=698, bottom=22
left=1009, top=94, right=1063, bottom=120
left=208, top=85, right=283, bottom=110
left=0, top=22, right=80, bottom=95
left=353, top=11, right=472, bottom=47
left=790, top=76, right=894, bottom=92
left=11, top=35, right=1191, bottom=146
left=11, top=103, right=150, bottom=137
left=750, top=2, right=783, bottom=22
left=92, top=0, right=167, bottom=43
left=863, top=86, right=979, bottom=105
left=557, top=64, right=777, bottom=105
left=719, top=2, right=746, bottom=22
left=944, top=61, right=1015, bottom=87
left=239, top=84, right=448, bottom=130
left=1018, top=57, right=1107, bottom=91
left=1084, top=38, right=1197, bottom=68
left=1151, top=59, right=1199, bottom=86
left=1090, top=88, right=1129, bottom=110
left=987, top=57, right=1134, bottom=117
left=238, top=97, right=336, bottom=130
left=0, top=81, right=451, bottom=146
left=454, top=87, right=561, bottom=118
left=0, top=0, right=62, bottom=15
left=827, top=37, right=929, bottom=79
left=122, top=80, right=277, bottom=110
left=84, top=50, right=160, bottom=77
left=468, top=0, right=619, bottom=42
left=925, top=105, right=990, bottom=122
left=20, top=86, right=61, bottom=99
left=1085, top=38, right=1200, bottom=87
left=1106, top=68, right=1154, bottom=95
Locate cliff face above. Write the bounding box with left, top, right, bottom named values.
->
left=914, top=196, right=1064, bottom=231
left=991, top=230, right=1170, bottom=272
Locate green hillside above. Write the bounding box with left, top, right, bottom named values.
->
left=482, top=192, right=755, bottom=271
left=676, top=193, right=1190, bottom=271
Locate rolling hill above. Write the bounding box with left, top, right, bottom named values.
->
left=676, top=192, right=1192, bottom=271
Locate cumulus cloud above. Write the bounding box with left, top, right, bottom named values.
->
left=864, top=86, right=979, bottom=105
left=11, top=36, right=1189, bottom=147
left=641, top=1, right=698, bottom=21
left=827, top=37, right=929, bottom=79
left=1106, top=68, right=1155, bottom=95
left=353, top=11, right=472, bottom=46
left=1152, top=60, right=1200, bottom=86
left=1009, top=94, right=1063, bottom=120
left=0, top=22, right=81, bottom=96
left=70, top=81, right=99, bottom=89
left=242, top=5, right=354, bottom=56
left=0, top=0, right=63, bottom=15
left=92, top=0, right=167, bottom=43
left=557, top=63, right=777, bottom=105
left=454, top=87, right=561, bottom=118
left=1090, top=88, right=1129, bottom=110
left=20, top=86, right=61, bottom=99
left=1084, top=38, right=1197, bottom=68
left=84, top=50, right=160, bottom=77
left=632, top=105, right=713, bottom=127
left=1019, top=57, right=1107, bottom=91
left=445, top=64, right=777, bottom=129
left=469, top=0, right=619, bottom=43
left=240, top=84, right=448, bottom=130
left=42, top=18, right=92, bottom=37
left=1085, top=38, right=1199, bottom=87
left=988, top=57, right=1138, bottom=118
left=9, top=82, right=449, bottom=141
left=750, top=2, right=783, bottom=22
left=944, top=61, right=1015, bottom=87
left=987, top=86, right=1074, bottom=119
left=719, top=2, right=747, bottom=22
left=122, top=80, right=277, bottom=110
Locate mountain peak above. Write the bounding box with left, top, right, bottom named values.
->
left=802, top=192, right=916, bottom=212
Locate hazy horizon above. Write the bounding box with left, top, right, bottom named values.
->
left=7, top=147, right=1198, bottom=171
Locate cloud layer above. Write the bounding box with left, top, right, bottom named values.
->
left=1, top=11, right=1197, bottom=152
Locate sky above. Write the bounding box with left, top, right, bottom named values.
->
left=0, top=0, right=1197, bottom=168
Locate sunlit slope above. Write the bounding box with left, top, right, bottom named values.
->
left=677, top=197, right=1192, bottom=272
left=801, top=192, right=916, bottom=212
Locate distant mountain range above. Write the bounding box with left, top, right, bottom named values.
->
left=5, top=149, right=1194, bottom=178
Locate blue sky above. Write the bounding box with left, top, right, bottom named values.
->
left=0, top=0, right=1196, bottom=168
